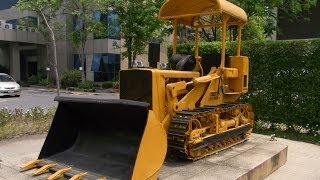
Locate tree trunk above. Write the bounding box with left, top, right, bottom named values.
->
left=79, top=43, right=86, bottom=82
left=212, top=27, right=217, bottom=41
left=133, top=51, right=136, bottom=63
left=201, top=28, right=211, bottom=42
left=41, top=11, right=60, bottom=96
left=127, top=37, right=133, bottom=68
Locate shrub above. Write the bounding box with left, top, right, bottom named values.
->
left=93, top=83, right=101, bottom=88
left=78, top=81, right=94, bottom=89
left=169, top=38, right=320, bottom=127
left=113, top=81, right=120, bottom=89
left=102, top=81, right=114, bottom=89
left=61, top=69, right=82, bottom=88
left=38, top=79, right=50, bottom=87
left=28, top=75, right=41, bottom=85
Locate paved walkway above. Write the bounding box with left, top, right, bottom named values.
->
left=265, top=134, right=320, bottom=180
left=0, top=134, right=319, bottom=180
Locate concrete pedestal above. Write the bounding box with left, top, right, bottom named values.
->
left=159, top=134, right=288, bottom=180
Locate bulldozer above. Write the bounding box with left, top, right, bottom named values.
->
left=20, top=0, right=254, bottom=179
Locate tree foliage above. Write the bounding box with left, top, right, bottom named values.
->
left=109, top=0, right=170, bottom=68
left=15, top=0, right=63, bottom=95
left=230, top=0, right=318, bottom=37
left=230, top=0, right=318, bottom=18
left=63, top=0, right=109, bottom=80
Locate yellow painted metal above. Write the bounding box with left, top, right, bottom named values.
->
left=221, top=14, right=230, bottom=68
left=131, top=111, right=167, bottom=180
left=195, top=28, right=199, bottom=58
left=193, top=21, right=240, bottom=29
left=189, top=128, right=206, bottom=144
left=20, top=160, right=42, bottom=171
left=96, top=177, right=107, bottom=180
left=20, top=1, right=252, bottom=179
left=148, top=69, right=200, bottom=125
left=200, top=77, right=223, bottom=107
left=159, top=0, right=247, bottom=26
left=237, top=25, right=243, bottom=56
left=69, top=172, right=88, bottom=180
left=47, top=167, right=72, bottom=180
left=157, top=69, right=200, bottom=78
left=194, top=28, right=203, bottom=74
left=228, top=56, right=249, bottom=93
left=223, top=68, right=239, bottom=79
left=172, top=19, right=178, bottom=55
left=33, top=163, right=57, bottom=176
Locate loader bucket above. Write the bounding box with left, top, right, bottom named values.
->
left=31, top=97, right=167, bottom=180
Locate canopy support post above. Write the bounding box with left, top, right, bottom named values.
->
left=236, top=24, right=243, bottom=56
left=220, top=14, right=230, bottom=68
left=172, top=19, right=178, bottom=55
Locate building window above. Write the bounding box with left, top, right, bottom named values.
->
left=73, top=54, right=81, bottom=69
left=93, top=11, right=120, bottom=40
left=92, top=53, right=120, bottom=82
left=73, top=16, right=84, bottom=31
left=6, top=16, right=38, bottom=27
left=107, top=12, right=120, bottom=40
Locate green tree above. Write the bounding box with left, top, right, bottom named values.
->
left=199, top=0, right=318, bottom=41
left=110, top=0, right=169, bottom=68
left=63, top=0, right=108, bottom=81
left=231, top=0, right=318, bottom=37
left=242, top=16, right=266, bottom=40
left=15, top=0, right=63, bottom=95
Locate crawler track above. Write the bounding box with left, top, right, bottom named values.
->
left=168, top=102, right=254, bottom=160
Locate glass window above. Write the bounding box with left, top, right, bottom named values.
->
left=92, top=54, right=102, bottom=71
left=92, top=53, right=120, bottom=82
left=73, top=54, right=81, bottom=69
left=0, top=74, right=15, bottom=82
left=73, top=17, right=83, bottom=31
left=93, top=11, right=120, bottom=40
left=107, top=12, right=120, bottom=39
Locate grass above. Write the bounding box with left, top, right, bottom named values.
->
left=0, top=107, right=55, bottom=140
left=0, top=107, right=319, bottom=146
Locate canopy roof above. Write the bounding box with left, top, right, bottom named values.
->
left=159, top=0, right=247, bottom=27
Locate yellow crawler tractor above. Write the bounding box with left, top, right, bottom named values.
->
left=21, top=0, right=254, bottom=179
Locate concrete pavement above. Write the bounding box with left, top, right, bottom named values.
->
left=266, top=135, right=320, bottom=180
left=0, top=134, right=318, bottom=180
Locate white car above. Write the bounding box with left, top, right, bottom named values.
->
left=0, top=73, right=21, bottom=97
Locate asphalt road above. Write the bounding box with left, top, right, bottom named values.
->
left=0, top=88, right=119, bottom=111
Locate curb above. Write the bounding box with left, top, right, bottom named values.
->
left=21, top=87, right=118, bottom=95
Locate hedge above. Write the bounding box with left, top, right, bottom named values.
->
left=168, top=39, right=320, bottom=127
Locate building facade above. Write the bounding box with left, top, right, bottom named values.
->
left=0, top=1, right=121, bottom=82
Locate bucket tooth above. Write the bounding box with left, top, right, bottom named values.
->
left=97, top=177, right=107, bottom=180
left=33, top=163, right=57, bottom=176
left=47, top=167, right=72, bottom=180
left=20, top=160, right=42, bottom=170
left=69, top=172, right=88, bottom=180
